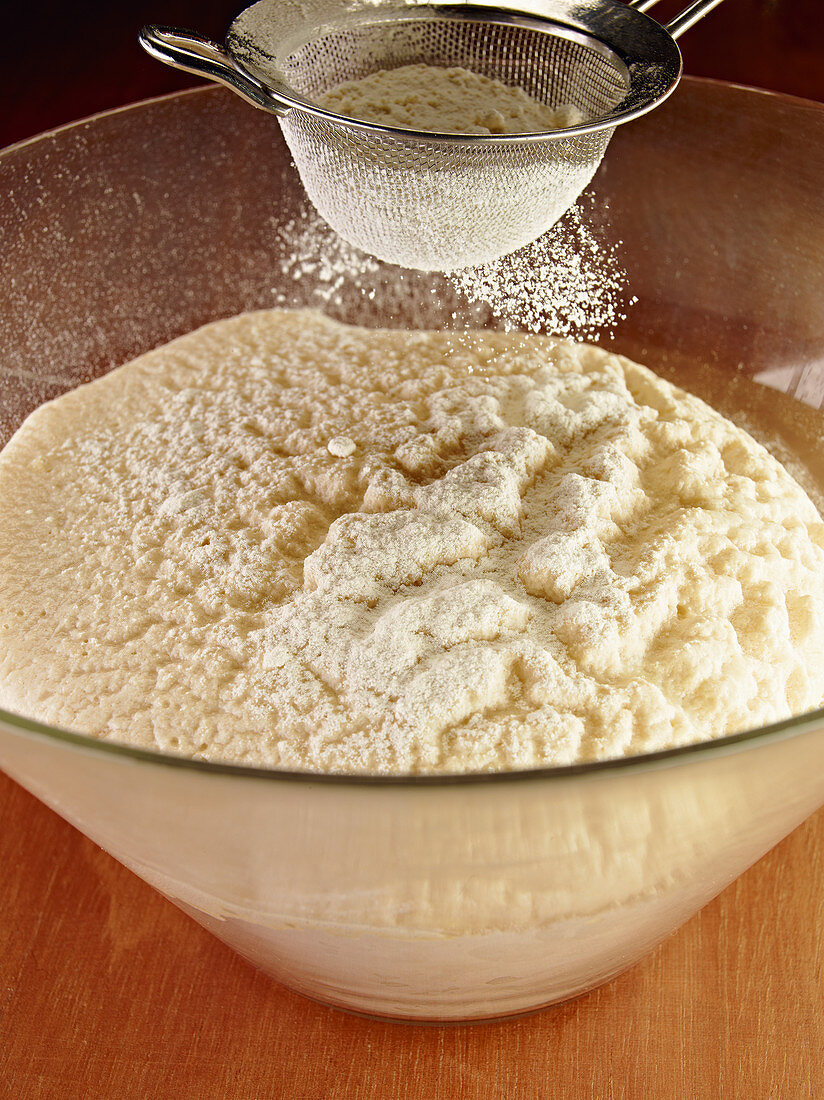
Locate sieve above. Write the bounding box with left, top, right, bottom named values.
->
left=140, top=0, right=725, bottom=271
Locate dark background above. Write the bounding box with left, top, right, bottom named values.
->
left=3, top=0, right=823, bottom=149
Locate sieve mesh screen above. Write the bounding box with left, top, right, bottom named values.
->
left=280, top=16, right=626, bottom=119
left=232, top=8, right=630, bottom=269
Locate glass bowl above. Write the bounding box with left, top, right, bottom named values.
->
left=1, top=78, right=823, bottom=1022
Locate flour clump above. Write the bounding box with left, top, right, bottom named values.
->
left=1, top=309, right=823, bottom=774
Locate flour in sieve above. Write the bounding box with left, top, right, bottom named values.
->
left=317, top=64, right=584, bottom=135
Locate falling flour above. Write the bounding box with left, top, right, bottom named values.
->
left=273, top=197, right=633, bottom=340
left=450, top=201, right=635, bottom=338
left=1, top=309, right=823, bottom=774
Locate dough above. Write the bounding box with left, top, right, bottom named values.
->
left=1, top=309, right=823, bottom=773
left=318, top=64, right=583, bottom=134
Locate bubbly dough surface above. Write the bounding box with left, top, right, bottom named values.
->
left=1, top=309, right=823, bottom=773
left=318, top=63, right=584, bottom=134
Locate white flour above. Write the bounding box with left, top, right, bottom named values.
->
left=318, top=64, right=584, bottom=134
left=273, top=197, right=632, bottom=340
left=451, top=200, right=635, bottom=338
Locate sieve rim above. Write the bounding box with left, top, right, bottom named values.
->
left=227, top=2, right=683, bottom=146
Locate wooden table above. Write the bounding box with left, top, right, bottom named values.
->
left=1, top=772, right=822, bottom=1098
left=2, top=2, right=823, bottom=1096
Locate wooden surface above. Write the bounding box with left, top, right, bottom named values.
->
left=1, top=772, right=822, bottom=1099
left=2, top=3, right=823, bottom=1097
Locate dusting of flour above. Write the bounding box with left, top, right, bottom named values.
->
left=273, top=198, right=632, bottom=340
left=451, top=201, right=635, bottom=338
left=1, top=310, right=823, bottom=774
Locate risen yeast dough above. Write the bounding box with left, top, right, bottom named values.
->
left=1, top=310, right=823, bottom=773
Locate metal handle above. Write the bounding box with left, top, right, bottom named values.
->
left=138, top=25, right=292, bottom=115
left=625, top=0, right=726, bottom=39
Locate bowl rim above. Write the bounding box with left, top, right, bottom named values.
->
left=2, top=76, right=823, bottom=788
left=2, top=701, right=824, bottom=786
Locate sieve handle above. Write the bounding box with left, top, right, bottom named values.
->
left=625, top=0, right=726, bottom=38
left=139, top=26, right=293, bottom=116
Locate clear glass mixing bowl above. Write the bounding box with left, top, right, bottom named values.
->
left=1, top=78, right=823, bottom=1021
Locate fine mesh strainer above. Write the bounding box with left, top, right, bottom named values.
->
left=140, top=0, right=725, bottom=271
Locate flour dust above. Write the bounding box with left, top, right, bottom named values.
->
left=272, top=191, right=636, bottom=341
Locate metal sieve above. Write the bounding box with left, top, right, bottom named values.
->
left=140, top=0, right=724, bottom=271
